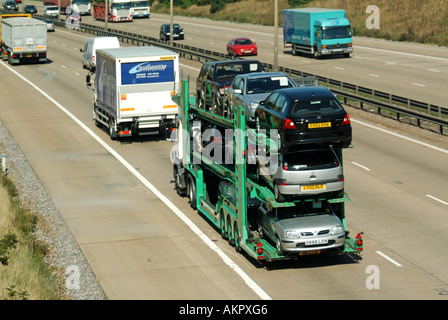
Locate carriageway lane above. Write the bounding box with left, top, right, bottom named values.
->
left=0, top=28, right=447, bottom=299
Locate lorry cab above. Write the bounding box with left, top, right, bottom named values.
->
left=314, top=18, right=352, bottom=57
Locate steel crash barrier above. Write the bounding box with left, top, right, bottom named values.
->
left=2, top=10, right=446, bottom=135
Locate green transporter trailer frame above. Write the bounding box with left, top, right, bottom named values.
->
left=171, top=78, right=363, bottom=262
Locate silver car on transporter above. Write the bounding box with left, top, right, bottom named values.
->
left=257, top=147, right=344, bottom=202
left=257, top=200, right=346, bottom=256
left=225, top=72, right=297, bottom=126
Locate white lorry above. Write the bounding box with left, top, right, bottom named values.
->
left=88, top=46, right=179, bottom=139
left=1, top=17, right=47, bottom=65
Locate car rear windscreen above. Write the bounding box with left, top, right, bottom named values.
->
left=283, top=149, right=339, bottom=170
left=290, top=97, right=343, bottom=117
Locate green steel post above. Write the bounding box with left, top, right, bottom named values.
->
left=235, top=105, right=249, bottom=242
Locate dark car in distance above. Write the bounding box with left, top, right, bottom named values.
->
left=196, top=59, right=265, bottom=115
left=159, top=23, right=184, bottom=41
left=24, top=5, right=37, bottom=13
left=3, top=0, right=18, bottom=11
left=255, top=86, right=352, bottom=152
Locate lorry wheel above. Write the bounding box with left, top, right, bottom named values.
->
left=227, top=216, right=234, bottom=246
left=220, top=212, right=228, bottom=240
left=173, top=165, right=186, bottom=197
left=109, top=118, right=117, bottom=140
left=234, top=222, right=242, bottom=252
left=188, top=175, right=197, bottom=209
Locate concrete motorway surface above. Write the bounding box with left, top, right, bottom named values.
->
left=0, top=16, right=447, bottom=300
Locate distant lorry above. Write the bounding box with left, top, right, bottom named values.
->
left=129, top=0, right=150, bottom=18
left=283, top=8, right=353, bottom=58
left=87, top=46, right=179, bottom=139
left=1, top=17, right=47, bottom=65
left=93, top=0, right=133, bottom=22
left=42, top=0, right=92, bottom=15
left=0, top=13, right=31, bottom=59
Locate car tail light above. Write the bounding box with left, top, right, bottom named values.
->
left=341, top=114, right=350, bottom=126
left=284, top=118, right=297, bottom=129
left=282, top=161, right=288, bottom=170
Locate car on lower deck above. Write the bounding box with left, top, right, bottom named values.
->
left=257, top=200, right=345, bottom=256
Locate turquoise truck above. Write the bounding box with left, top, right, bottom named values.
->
left=170, top=78, right=363, bottom=262
left=283, top=8, right=353, bottom=58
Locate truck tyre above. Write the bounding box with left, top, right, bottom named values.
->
left=227, top=216, right=234, bottom=246
left=109, top=118, right=117, bottom=140
left=220, top=211, right=228, bottom=240
left=188, top=175, right=197, bottom=209
left=234, top=222, right=242, bottom=252
left=173, top=165, right=186, bottom=197
left=313, top=47, right=320, bottom=59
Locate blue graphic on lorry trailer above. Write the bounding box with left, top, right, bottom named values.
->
left=121, top=60, right=175, bottom=85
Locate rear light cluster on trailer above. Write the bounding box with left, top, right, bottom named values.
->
left=355, top=232, right=363, bottom=251
left=256, top=242, right=264, bottom=260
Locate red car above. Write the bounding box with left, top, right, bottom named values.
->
left=226, top=38, right=257, bottom=57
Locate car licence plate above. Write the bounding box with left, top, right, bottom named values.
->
left=301, top=184, right=325, bottom=191
left=308, top=122, right=331, bottom=129
left=305, top=239, right=328, bottom=246
left=299, top=250, right=321, bottom=255
left=27, top=54, right=32, bottom=57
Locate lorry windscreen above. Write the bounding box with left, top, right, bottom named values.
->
left=322, top=26, right=351, bottom=40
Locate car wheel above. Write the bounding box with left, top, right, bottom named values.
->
left=255, top=115, right=261, bottom=132
left=197, top=93, right=205, bottom=109
left=276, top=236, right=284, bottom=256
left=256, top=163, right=261, bottom=182
left=257, top=223, right=264, bottom=239
left=274, top=183, right=285, bottom=202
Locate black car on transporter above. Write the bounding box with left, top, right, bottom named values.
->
left=254, top=86, right=352, bottom=152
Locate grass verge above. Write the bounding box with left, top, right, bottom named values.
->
left=0, top=171, right=60, bottom=300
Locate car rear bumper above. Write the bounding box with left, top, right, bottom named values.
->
left=283, top=127, right=352, bottom=148
left=276, top=181, right=344, bottom=196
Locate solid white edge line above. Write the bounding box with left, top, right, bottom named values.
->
left=425, top=194, right=448, bottom=206
left=0, top=61, right=272, bottom=301
left=376, top=251, right=403, bottom=267
left=350, top=118, right=448, bottom=155
left=351, top=162, right=371, bottom=171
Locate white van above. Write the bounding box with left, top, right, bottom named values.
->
left=43, top=5, right=59, bottom=17
left=81, top=37, right=120, bottom=70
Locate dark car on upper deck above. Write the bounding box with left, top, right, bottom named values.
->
left=196, top=59, right=265, bottom=115
left=254, top=86, right=352, bottom=152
